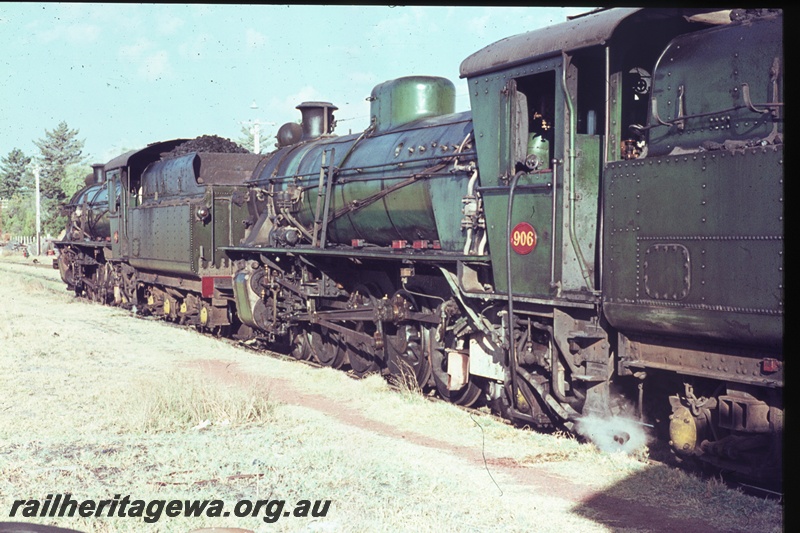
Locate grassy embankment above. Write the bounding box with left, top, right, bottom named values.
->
left=0, top=256, right=783, bottom=532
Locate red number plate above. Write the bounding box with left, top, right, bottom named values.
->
left=510, top=222, right=537, bottom=255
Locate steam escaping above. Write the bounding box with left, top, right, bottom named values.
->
left=575, top=415, right=650, bottom=455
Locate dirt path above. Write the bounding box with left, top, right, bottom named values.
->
left=0, top=258, right=780, bottom=533
left=191, top=358, right=732, bottom=533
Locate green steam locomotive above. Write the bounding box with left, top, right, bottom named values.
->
left=55, top=8, right=783, bottom=482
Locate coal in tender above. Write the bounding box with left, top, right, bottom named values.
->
left=162, top=135, right=250, bottom=159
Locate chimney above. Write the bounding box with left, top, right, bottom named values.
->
left=296, top=102, right=338, bottom=141
left=92, top=163, right=105, bottom=183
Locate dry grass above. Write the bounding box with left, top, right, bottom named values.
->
left=118, top=371, right=276, bottom=433
left=0, top=257, right=784, bottom=533
left=385, top=359, right=427, bottom=400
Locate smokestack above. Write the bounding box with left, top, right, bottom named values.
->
left=296, top=102, right=338, bottom=141
left=92, top=163, right=105, bottom=184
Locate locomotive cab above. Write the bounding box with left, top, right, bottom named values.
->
left=458, top=9, right=785, bottom=469
left=462, top=7, right=782, bottom=480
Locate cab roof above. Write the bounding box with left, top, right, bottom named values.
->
left=103, top=139, right=188, bottom=171
left=459, top=8, right=728, bottom=78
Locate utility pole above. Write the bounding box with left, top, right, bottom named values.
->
left=251, top=121, right=261, bottom=155
left=32, top=163, right=41, bottom=256
left=242, top=101, right=275, bottom=154
left=250, top=100, right=261, bottom=154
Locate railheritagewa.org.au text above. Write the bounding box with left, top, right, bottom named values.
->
left=9, top=493, right=331, bottom=524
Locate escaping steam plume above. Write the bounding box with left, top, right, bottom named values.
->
left=575, top=415, right=650, bottom=455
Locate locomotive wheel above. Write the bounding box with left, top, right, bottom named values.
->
left=346, top=317, right=381, bottom=377
left=346, top=328, right=381, bottom=377
left=344, top=284, right=382, bottom=377
left=57, top=249, right=77, bottom=290
left=386, top=292, right=431, bottom=389
left=81, top=268, right=95, bottom=301
left=119, top=266, right=138, bottom=306
left=289, top=327, right=313, bottom=361
left=308, top=326, right=346, bottom=369
left=87, top=267, right=106, bottom=304
left=435, top=372, right=482, bottom=407
left=87, top=263, right=114, bottom=305
left=387, top=324, right=430, bottom=388
left=430, top=345, right=482, bottom=407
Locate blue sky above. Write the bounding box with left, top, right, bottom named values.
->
left=1, top=4, right=592, bottom=164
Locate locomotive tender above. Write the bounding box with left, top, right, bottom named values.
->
left=55, top=8, right=783, bottom=481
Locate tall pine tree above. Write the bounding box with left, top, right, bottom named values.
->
left=34, top=121, right=86, bottom=204
left=0, top=148, right=31, bottom=199
left=0, top=148, right=33, bottom=237
left=33, top=121, right=87, bottom=235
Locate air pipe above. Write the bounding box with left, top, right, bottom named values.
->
left=505, top=170, right=525, bottom=417
left=462, top=166, right=480, bottom=255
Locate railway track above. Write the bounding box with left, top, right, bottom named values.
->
left=2, top=256, right=783, bottom=501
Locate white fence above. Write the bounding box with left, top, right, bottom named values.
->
left=7, top=235, right=36, bottom=244
left=1, top=234, right=56, bottom=256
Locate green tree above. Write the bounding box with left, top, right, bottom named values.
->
left=0, top=148, right=33, bottom=238
left=235, top=125, right=258, bottom=154
left=61, top=164, right=89, bottom=199
left=0, top=148, right=31, bottom=199
left=236, top=123, right=277, bottom=154
left=33, top=121, right=87, bottom=235
left=2, top=192, right=36, bottom=236
left=33, top=121, right=86, bottom=202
